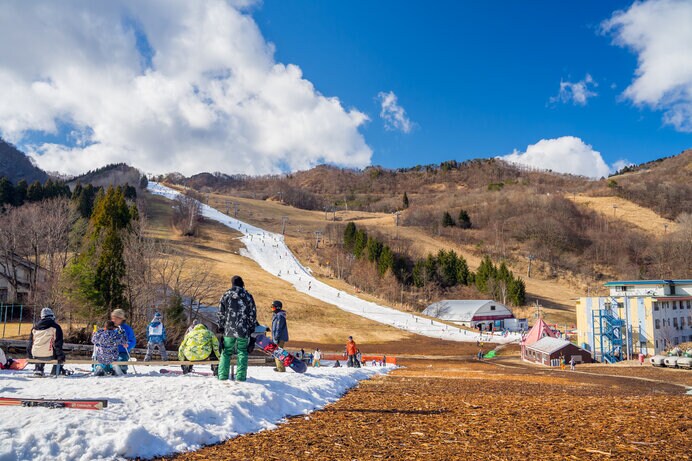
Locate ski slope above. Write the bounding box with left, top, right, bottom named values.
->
left=148, top=183, right=519, bottom=344
left=0, top=365, right=389, bottom=460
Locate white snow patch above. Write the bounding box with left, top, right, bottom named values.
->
left=0, top=365, right=390, bottom=460
left=148, top=182, right=520, bottom=344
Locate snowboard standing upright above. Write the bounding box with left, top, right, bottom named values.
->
left=254, top=334, right=307, bottom=373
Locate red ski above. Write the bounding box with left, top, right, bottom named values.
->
left=0, top=397, right=108, bottom=410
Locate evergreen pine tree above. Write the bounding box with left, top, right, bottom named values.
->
left=458, top=209, right=472, bottom=229
left=402, top=192, right=409, bottom=209
left=26, top=181, right=44, bottom=202
left=378, top=246, right=395, bottom=276
left=343, top=222, right=357, bottom=251
left=442, top=211, right=455, bottom=227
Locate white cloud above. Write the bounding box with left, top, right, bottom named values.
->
left=0, top=1, right=372, bottom=176
left=377, top=91, right=413, bottom=133
left=500, top=136, right=618, bottom=179
left=602, top=0, right=692, bottom=132
left=549, top=74, right=598, bottom=106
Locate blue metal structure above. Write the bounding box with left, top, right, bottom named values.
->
left=592, top=302, right=625, bottom=364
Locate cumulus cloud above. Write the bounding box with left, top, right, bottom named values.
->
left=549, top=74, right=598, bottom=106
left=377, top=91, right=413, bottom=133
left=500, top=136, right=619, bottom=179
left=602, top=0, right=692, bottom=132
left=0, top=1, right=372, bottom=176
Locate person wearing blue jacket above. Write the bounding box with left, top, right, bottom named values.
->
left=271, top=300, right=289, bottom=372
left=111, top=309, right=136, bottom=374
left=144, top=312, right=168, bottom=361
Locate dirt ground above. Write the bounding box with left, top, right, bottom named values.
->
left=161, top=357, right=690, bottom=461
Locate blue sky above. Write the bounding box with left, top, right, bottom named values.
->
left=0, top=0, right=690, bottom=177
left=253, top=1, right=689, bottom=170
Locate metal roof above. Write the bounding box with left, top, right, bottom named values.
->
left=526, top=337, right=572, bottom=355
left=603, top=280, right=692, bottom=286
left=422, top=300, right=509, bottom=322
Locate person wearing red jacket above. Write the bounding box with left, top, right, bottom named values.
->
left=346, top=336, right=359, bottom=368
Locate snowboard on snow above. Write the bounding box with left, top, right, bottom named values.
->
left=254, top=334, right=307, bottom=373
left=159, top=368, right=213, bottom=377
left=0, top=397, right=108, bottom=410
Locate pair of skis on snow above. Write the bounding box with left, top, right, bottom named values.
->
left=0, top=397, right=107, bottom=410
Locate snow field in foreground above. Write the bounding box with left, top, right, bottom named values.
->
left=147, top=183, right=520, bottom=344
left=0, top=365, right=391, bottom=460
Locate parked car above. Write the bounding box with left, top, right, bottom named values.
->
left=676, top=357, right=692, bottom=370
left=663, top=355, right=679, bottom=368
left=649, top=355, right=667, bottom=367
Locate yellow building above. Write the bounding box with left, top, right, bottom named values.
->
left=576, top=280, right=692, bottom=362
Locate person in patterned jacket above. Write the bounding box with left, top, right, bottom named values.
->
left=178, top=323, right=220, bottom=374
left=91, top=320, right=128, bottom=376
left=217, top=275, right=257, bottom=382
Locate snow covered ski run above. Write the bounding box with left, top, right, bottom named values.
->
left=148, top=182, right=519, bottom=344
left=0, top=397, right=107, bottom=410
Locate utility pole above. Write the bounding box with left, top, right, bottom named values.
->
left=225, top=200, right=231, bottom=215
left=663, top=223, right=668, bottom=234
left=314, top=231, right=322, bottom=249
left=281, top=216, right=289, bottom=235
left=233, top=202, right=239, bottom=218
left=527, top=254, right=535, bottom=278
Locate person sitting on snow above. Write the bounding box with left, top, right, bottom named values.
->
left=144, top=312, right=168, bottom=361
left=178, top=322, right=220, bottom=375
left=0, top=347, right=16, bottom=370
left=110, top=309, right=136, bottom=374
left=28, top=307, right=66, bottom=377
left=92, top=321, right=128, bottom=376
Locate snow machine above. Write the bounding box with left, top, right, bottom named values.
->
left=649, top=355, right=667, bottom=367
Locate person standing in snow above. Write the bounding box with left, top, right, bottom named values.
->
left=271, top=300, right=289, bottom=372
left=92, top=321, right=128, bottom=376
left=346, top=336, right=358, bottom=368
left=217, top=275, right=257, bottom=382
left=144, top=312, right=168, bottom=361
left=111, top=309, right=136, bottom=374
left=178, top=322, right=220, bottom=374
left=569, top=356, right=576, bottom=371
left=28, top=307, right=65, bottom=377
left=313, top=348, right=322, bottom=367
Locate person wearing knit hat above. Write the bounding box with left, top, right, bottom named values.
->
left=144, top=312, right=168, bottom=361
left=271, top=300, right=289, bottom=372
left=110, top=309, right=136, bottom=374
left=217, top=275, right=257, bottom=382
left=28, top=307, right=65, bottom=377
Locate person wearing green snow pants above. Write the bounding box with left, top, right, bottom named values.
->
left=218, top=337, right=249, bottom=380
left=217, top=276, right=257, bottom=382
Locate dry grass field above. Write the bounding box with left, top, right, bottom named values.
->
left=568, top=194, right=679, bottom=236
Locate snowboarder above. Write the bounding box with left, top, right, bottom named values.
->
left=178, top=322, right=220, bottom=375
left=110, top=309, right=136, bottom=374
left=346, top=336, right=358, bottom=368
left=92, top=321, right=128, bottom=376
left=270, top=300, right=289, bottom=372
left=144, top=312, right=168, bottom=361
left=28, top=307, right=65, bottom=377
left=217, top=275, right=257, bottom=382
left=313, top=348, right=322, bottom=367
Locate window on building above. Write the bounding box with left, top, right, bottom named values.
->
left=673, top=318, right=679, bottom=329
left=687, top=300, right=691, bottom=309
left=655, top=319, right=660, bottom=329
left=673, top=301, right=677, bottom=310
left=653, top=302, right=659, bottom=311
left=682, top=317, right=686, bottom=328
left=490, top=305, right=496, bottom=311
left=655, top=340, right=659, bottom=349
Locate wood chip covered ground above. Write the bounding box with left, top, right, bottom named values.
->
left=159, top=355, right=691, bottom=461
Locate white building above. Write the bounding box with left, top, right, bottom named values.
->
left=422, top=299, right=519, bottom=330
left=0, top=255, right=47, bottom=304
left=576, top=280, right=692, bottom=361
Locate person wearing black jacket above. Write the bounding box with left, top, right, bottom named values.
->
left=217, top=276, right=257, bottom=382
left=28, top=307, right=65, bottom=377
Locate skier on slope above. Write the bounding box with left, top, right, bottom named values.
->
left=178, top=323, right=220, bottom=375
left=92, top=321, right=128, bottom=376
left=28, top=307, right=65, bottom=377
left=270, top=300, right=289, bottom=372
left=144, top=312, right=168, bottom=361
left=217, top=275, right=257, bottom=382
left=110, top=309, right=136, bottom=374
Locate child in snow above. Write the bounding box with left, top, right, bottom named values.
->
left=355, top=349, right=363, bottom=368
left=144, top=312, right=168, bottom=361
left=92, top=321, right=128, bottom=376
left=569, top=357, right=576, bottom=371
left=178, top=322, right=220, bottom=375
left=28, top=307, right=66, bottom=377
left=313, top=348, right=322, bottom=367
left=333, top=360, right=341, bottom=368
